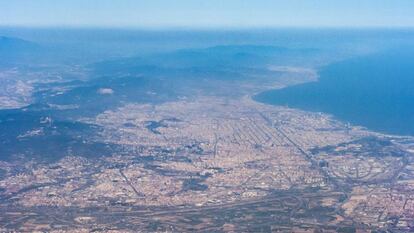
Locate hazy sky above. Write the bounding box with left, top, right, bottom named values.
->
left=1, top=0, right=414, bottom=28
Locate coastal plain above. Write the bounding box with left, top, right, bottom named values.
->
left=0, top=66, right=413, bottom=232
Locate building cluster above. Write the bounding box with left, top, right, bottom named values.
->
left=1, top=96, right=414, bottom=231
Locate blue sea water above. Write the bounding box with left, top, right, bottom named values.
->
left=254, top=48, right=414, bottom=136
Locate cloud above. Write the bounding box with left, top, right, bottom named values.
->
left=97, top=88, right=114, bottom=95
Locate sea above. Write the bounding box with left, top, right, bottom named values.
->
left=254, top=47, right=414, bottom=136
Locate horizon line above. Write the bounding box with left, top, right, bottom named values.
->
left=1, top=24, right=414, bottom=31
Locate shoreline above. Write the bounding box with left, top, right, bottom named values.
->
left=251, top=64, right=414, bottom=139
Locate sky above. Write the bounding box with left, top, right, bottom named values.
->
left=1, top=0, right=414, bottom=29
